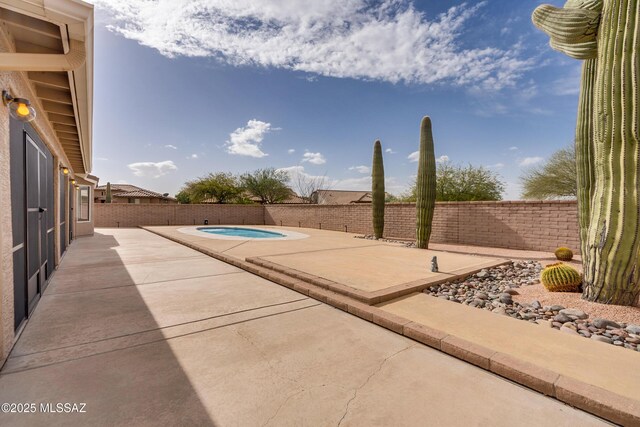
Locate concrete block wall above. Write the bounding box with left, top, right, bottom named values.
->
left=95, top=200, right=580, bottom=253
left=93, top=204, right=265, bottom=228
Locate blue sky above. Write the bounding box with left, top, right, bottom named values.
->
left=88, top=0, right=579, bottom=199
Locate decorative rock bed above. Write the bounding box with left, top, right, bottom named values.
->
left=423, top=261, right=640, bottom=352
left=355, top=235, right=415, bottom=247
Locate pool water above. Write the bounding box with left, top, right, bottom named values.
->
left=198, top=227, right=285, bottom=239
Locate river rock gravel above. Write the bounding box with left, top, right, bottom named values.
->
left=423, top=261, right=640, bottom=352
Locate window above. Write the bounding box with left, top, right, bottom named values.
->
left=77, top=185, right=90, bottom=221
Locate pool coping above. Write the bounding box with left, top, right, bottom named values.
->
left=140, top=225, right=640, bottom=425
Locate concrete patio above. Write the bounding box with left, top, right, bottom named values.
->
left=0, top=229, right=605, bottom=426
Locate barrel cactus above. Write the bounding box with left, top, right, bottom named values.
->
left=106, top=182, right=112, bottom=203
left=541, top=263, right=582, bottom=293
left=554, top=247, right=574, bottom=261
left=533, top=0, right=640, bottom=305
left=371, top=140, right=385, bottom=239
left=415, top=116, right=437, bottom=249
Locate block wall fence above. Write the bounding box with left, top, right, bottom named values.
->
left=94, top=201, right=580, bottom=253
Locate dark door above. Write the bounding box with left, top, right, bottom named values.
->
left=10, top=119, right=27, bottom=330
left=10, top=120, right=54, bottom=330
left=25, top=134, right=47, bottom=313
left=60, top=170, right=67, bottom=255
left=69, top=181, right=74, bottom=242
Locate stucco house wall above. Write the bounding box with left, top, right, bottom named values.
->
left=0, top=0, right=94, bottom=365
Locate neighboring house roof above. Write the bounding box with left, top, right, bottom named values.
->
left=116, top=190, right=175, bottom=200
left=279, top=194, right=306, bottom=204
left=96, top=184, right=143, bottom=192
left=312, top=190, right=374, bottom=204
left=96, top=184, right=175, bottom=200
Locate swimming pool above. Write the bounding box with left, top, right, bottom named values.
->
left=198, top=227, right=285, bottom=239
left=177, top=226, right=309, bottom=241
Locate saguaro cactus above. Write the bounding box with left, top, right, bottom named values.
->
left=371, top=140, right=385, bottom=239
left=416, top=116, right=437, bottom=249
left=106, top=182, right=112, bottom=203
left=533, top=0, right=640, bottom=305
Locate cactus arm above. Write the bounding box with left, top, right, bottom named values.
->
left=532, top=1, right=602, bottom=59
left=371, top=140, right=385, bottom=239
left=549, top=39, right=598, bottom=60
left=532, top=5, right=600, bottom=44
left=415, top=116, right=437, bottom=249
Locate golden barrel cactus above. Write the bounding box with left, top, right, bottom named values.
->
left=554, top=247, right=574, bottom=261
left=541, top=263, right=582, bottom=292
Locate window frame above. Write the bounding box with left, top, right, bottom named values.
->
left=77, top=185, right=91, bottom=222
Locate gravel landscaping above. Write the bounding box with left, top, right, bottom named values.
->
left=423, top=261, right=640, bottom=352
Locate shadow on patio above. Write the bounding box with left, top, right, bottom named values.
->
left=0, top=231, right=217, bottom=425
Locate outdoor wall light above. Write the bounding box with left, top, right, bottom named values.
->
left=71, top=179, right=76, bottom=185
left=2, top=90, right=36, bottom=122
left=61, top=166, right=69, bottom=175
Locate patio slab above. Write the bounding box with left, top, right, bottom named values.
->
left=0, top=229, right=606, bottom=426
left=256, top=245, right=506, bottom=295
left=144, top=226, right=508, bottom=303
left=12, top=272, right=301, bottom=357
left=379, top=293, right=640, bottom=405
left=47, top=255, right=241, bottom=294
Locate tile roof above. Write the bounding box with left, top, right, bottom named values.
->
left=96, top=184, right=175, bottom=200
left=313, top=190, right=373, bottom=204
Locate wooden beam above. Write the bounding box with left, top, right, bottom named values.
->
left=0, top=9, right=61, bottom=39
left=13, top=40, right=61, bottom=55
left=59, top=137, right=81, bottom=146
left=42, top=100, right=74, bottom=116
left=28, top=72, right=70, bottom=90
left=56, top=130, right=79, bottom=140
left=53, top=123, right=77, bottom=133
left=47, top=112, right=76, bottom=125
left=36, top=86, right=72, bottom=104
left=8, top=24, right=62, bottom=51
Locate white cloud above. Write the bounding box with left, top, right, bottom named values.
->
left=287, top=148, right=296, bottom=154
left=409, top=152, right=448, bottom=163
left=551, top=65, right=582, bottom=96
left=277, top=165, right=333, bottom=187
left=92, top=0, right=530, bottom=89
left=226, top=119, right=275, bottom=158
left=518, top=156, right=544, bottom=167
left=165, top=144, right=177, bottom=149
left=349, top=165, right=370, bottom=174
left=385, top=148, right=396, bottom=154
left=333, top=176, right=402, bottom=193
left=188, top=154, right=199, bottom=159
left=128, top=160, right=177, bottom=178
left=509, top=146, right=518, bottom=151
left=302, top=151, right=326, bottom=165
left=95, top=157, right=109, bottom=161
left=487, top=162, right=505, bottom=169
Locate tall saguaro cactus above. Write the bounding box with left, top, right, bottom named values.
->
left=416, top=116, right=437, bottom=249
left=371, top=140, right=385, bottom=239
left=106, top=182, right=112, bottom=204
left=533, top=0, right=640, bottom=305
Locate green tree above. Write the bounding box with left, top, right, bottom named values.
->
left=240, top=168, right=291, bottom=204
left=184, top=172, right=242, bottom=204
left=402, top=162, right=504, bottom=202
left=175, top=190, right=192, bottom=204
left=520, top=146, right=576, bottom=200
